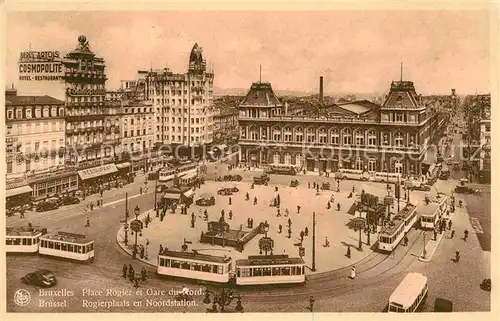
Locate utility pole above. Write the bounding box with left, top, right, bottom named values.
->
left=125, top=192, right=129, bottom=219
left=312, top=211, right=316, bottom=271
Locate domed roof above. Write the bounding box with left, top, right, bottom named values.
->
left=188, top=43, right=206, bottom=73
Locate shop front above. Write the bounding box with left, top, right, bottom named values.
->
left=6, top=181, right=33, bottom=209
left=29, top=169, right=79, bottom=201
left=78, top=163, right=118, bottom=194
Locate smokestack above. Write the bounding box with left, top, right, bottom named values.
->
left=319, top=76, right=324, bottom=105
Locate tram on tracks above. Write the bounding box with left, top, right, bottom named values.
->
left=39, top=232, right=95, bottom=262
left=157, top=249, right=233, bottom=283
left=235, top=255, right=306, bottom=285
left=158, top=161, right=198, bottom=183
left=419, top=197, right=447, bottom=230
left=156, top=250, right=306, bottom=286
left=400, top=203, right=419, bottom=233
left=6, top=226, right=47, bottom=253
left=378, top=216, right=405, bottom=252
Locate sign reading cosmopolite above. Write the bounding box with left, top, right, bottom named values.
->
left=18, top=50, right=64, bottom=81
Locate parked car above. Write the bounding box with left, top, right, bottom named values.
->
left=21, top=269, right=57, bottom=287
left=223, top=175, right=243, bottom=182
left=196, top=193, right=215, bottom=206
left=454, top=185, right=480, bottom=194
left=58, top=196, right=80, bottom=206
left=253, top=174, right=270, bottom=185
left=412, top=184, right=431, bottom=191
left=36, top=200, right=59, bottom=212
left=223, top=185, right=239, bottom=193
left=217, top=188, right=233, bottom=196
left=290, top=179, right=299, bottom=187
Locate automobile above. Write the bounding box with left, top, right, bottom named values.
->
left=223, top=185, right=239, bottom=193
left=454, top=185, right=480, bottom=194
left=36, top=200, right=60, bottom=212
left=232, top=175, right=242, bottom=181
left=21, top=269, right=57, bottom=287
left=217, top=188, right=233, bottom=196
left=253, top=174, right=270, bottom=185
left=290, top=179, right=299, bottom=187
left=195, top=193, right=215, bottom=206
left=58, top=196, right=80, bottom=206
left=412, top=184, right=431, bottom=191
left=222, top=174, right=242, bottom=182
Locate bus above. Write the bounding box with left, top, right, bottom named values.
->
left=388, top=273, right=428, bottom=312
left=235, top=255, right=306, bottom=285
left=39, top=232, right=95, bottom=262
left=6, top=226, right=46, bottom=253
left=267, top=164, right=297, bottom=175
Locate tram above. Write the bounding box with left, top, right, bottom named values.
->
left=157, top=250, right=233, bottom=283
left=39, top=232, right=95, bottom=262
left=378, top=216, right=405, bottom=252
left=400, top=203, right=419, bottom=233
left=158, top=162, right=198, bottom=183
left=419, top=203, right=440, bottom=230
left=235, top=255, right=306, bottom=285
left=6, top=226, right=47, bottom=253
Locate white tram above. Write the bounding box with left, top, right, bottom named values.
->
left=378, top=217, right=406, bottom=252
left=419, top=203, right=440, bottom=229
left=235, top=255, right=306, bottom=285
left=400, top=203, right=419, bottom=233
left=6, top=227, right=46, bottom=253
left=158, top=162, right=198, bottom=183
left=39, top=232, right=95, bottom=262
left=157, top=250, right=232, bottom=283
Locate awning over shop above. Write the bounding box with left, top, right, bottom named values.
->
left=116, top=162, right=132, bottom=169
left=164, top=193, right=181, bottom=199
left=78, top=163, right=118, bottom=180
left=6, top=185, right=33, bottom=198
left=183, top=189, right=194, bottom=198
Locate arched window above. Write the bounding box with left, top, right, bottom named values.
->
left=58, top=107, right=64, bottom=117
left=295, top=127, right=303, bottom=142
left=16, top=108, right=23, bottom=119
left=319, top=128, right=327, bottom=144
left=342, top=128, right=352, bottom=145
left=25, top=108, right=32, bottom=118
left=284, top=153, right=291, bottom=165
left=355, top=129, right=364, bottom=146
left=382, top=132, right=389, bottom=145
left=249, top=126, right=259, bottom=140
left=306, top=127, right=316, bottom=143
left=272, top=127, right=282, bottom=142
left=330, top=129, right=339, bottom=145
left=409, top=133, right=416, bottom=146
left=43, top=107, right=50, bottom=118
left=368, top=130, right=377, bottom=146
left=273, top=152, right=280, bottom=164
left=51, top=107, right=57, bottom=117
left=394, top=132, right=404, bottom=147
left=394, top=160, right=403, bottom=174
left=240, top=126, right=246, bottom=139
left=368, top=158, right=377, bottom=172
left=284, top=127, right=292, bottom=142
left=355, top=157, right=364, bottom=171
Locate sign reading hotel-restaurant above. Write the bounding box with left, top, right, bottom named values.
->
left=18, top=50, right=64, bottom=81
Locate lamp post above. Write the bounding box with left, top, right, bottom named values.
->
left=422, top=232, right=427, bottom=259
left=258, top=222, right=273, bottom=256
left=356, top=211, right=363, bottom=251
left=131, top=205, right=141, bottom=259
left=312, top=211, right=316, bottom=271
left=203, top=288, right=243, bottom=313
left=154, top=177, right=159, bottom=217
left=125, top=192, right=129, bottom=220
left=123, top=223, right=128, bottom=246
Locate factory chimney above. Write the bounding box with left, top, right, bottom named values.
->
left=319, top=76, right=324, bottom=105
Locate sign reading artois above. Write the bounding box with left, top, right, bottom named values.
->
left=18, top=50, right=64, bottom=81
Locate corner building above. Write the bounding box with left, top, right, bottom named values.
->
left=239, top=80, right=443, bottom=176
left=139, top=43, right=215, bottom=152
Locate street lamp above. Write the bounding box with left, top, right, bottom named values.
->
left=356, top=211, right=363, bottom=251
left=203, top=288, right=243, bottom=313
left=131, top=205, right=141, bottom=259
left=422, top=232, right=427, bottom=259
left=259, top=222, right=273, bottom=256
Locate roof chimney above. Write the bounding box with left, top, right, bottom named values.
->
left=319, top=76, right=324, bottom=105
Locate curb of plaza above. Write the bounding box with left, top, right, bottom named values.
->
left=116, top=209, right=158, bottom=268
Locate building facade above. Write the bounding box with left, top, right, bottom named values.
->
left=128, top=43, right=215, bottom=153
left=213, top=107, right=239, bottom=143
left=5, top=88, right=78, bottom=200
left=63, top=35, right=108, bottom=167
left=238, top=80, right=447, bottom=176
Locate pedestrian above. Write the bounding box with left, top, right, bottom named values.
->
left=288, top=218, right=292, bottom=227
left=337, top=203, right=341, bottom=211
left=85, top=216, right=90, bottom=227
left=277, top=208, right=281, bottom=217
left=433, top=229, right=437, bottom=241
left=300, top=230, right=305, bottom=242
left=346, top=246, right=351, bottom=258
left=140, top=187, right=143, bottom=195
left=90, top=202, right=94, bottom=211
left=464, top=229, right=469, bottom=241
left=246, top=192, right=249, bottom=201
left=20, top=211, right=25, bottom=219
left=324, top=237, right=330, bottom=247
left=254, top=197, right=257, bottom=205
left=304, top=227, right=309, bottom=236
left=122, top=264, right=128, bottom=278
left=134, top=273, right=140, bottom=288
left=448, top=220, right=452, bottom=230
left=229, top=210, right=233, bottom=220
left=100, top=197, right=103, bottom=206
left=451, top=230, right=455, bottom=239
left=285, top=208, right=289, bottom=217
left=313, top=182, right=316, bottom=189
left=297, top=205, right=301, bottom=214
left=350, top=266, right=356, bottom=279
left=128, top=266, right=135, bottom=282
left=287, top=228, right=292, bottom=238
left=404, top=235, right=408, bottom=246
left=229, top=197, right=232, bottom=205
left=455, top=251, right=460, bottom=262
left=327, top=201, right=331, bottom=209
left=352, top=186, right=355, bottom=193
left=308, top=182, right=311, bottom=189
left=250, top=218, right=254, bottom=228
left=141, top=267, right=147, bottom=281
left=278, top=224, right=282, bottom=234
left=247, top=218, right=251, bottom=228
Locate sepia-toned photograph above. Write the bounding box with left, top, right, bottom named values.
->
left=2, top=5, right=494, bottom=315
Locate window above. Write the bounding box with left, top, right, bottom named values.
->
left=368, top=158, right=376, bottom=172
left=26, top=108, right=32, bottom=118
left=295, top=154, right=303, bottom=167
left=7, top=109, right=14, bottom=119
left=306, top=127, right=316, bottom=143
left=16, top=108, right=23, bottom=119
left=43, top=107, right=49, bottom=117
left=355, top=130, right=364, bottom=146
left=394, top=132, right=404, bottom=147
left=396, top=113, right=404, bottom=122
left=35, top=108, right=41, bottom=118
left=331, top=130, right=339, bottom=145
left=273, top=152, right=280, bottom=164
left=295, top=127, right=303, bottom=142
left=342, top=129, right=352, bottom=145
left=394, top=160, right=403, bottom=174
left=284, top=153, right=291, bottom=165
left=272, top=128, right=281, bottom=142
left=319, top=128, right=327, bottom=144
left=368, top=131, right=377, bottom=146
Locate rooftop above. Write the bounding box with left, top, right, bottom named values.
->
left=236, top=254, right=304, bottom=266
left=336, top=100, right=380, bottom=115
left=6, top=227, right=45, bottom=237
left=379, top=217, right=405, bottom=236
left=239, top=82, right=282, bottom=107
left=40, top=231, right=92, bottom=244
left=6, top=95, right=64, bottom=106
left=159, top=249, right=231, bottom=263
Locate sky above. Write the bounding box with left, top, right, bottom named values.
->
left=5, top=10, right=492, bottom=95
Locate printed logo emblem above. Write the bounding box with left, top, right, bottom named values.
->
left=14, top=289, right=31, bottom=306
